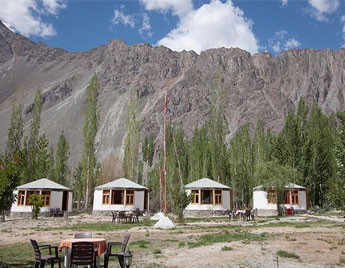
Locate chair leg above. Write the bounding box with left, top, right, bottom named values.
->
left=58, top=257, right=61, bottom=268
left=104, top=255, right=109, bottom=268
left=34, top=261, right=40, bottom=268
left=40, top=260, right=46, bottom=268
left=118, top=256, right=125, bottom=268
left=51, top=259, right=54, bottom=268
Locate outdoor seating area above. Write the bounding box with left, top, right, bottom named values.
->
left=111, top=210, right=144, bottom=224
left=228, top=209, right=256, bottom=221
left=30, top=233, right=132, bottom=268
left=50, top=208, right=64, bottom=217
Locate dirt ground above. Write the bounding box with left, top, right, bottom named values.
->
left=0, top=214, right=344, bottom=268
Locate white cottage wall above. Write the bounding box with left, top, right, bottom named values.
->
left=134, top=190, right=145, bottom=210
left=50, top=191, right=62, bottom=209
left=68, top=192, right=73, bottom=212
left=185, top=189, right=230, bottom=210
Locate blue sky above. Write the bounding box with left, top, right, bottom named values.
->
left=0, top=0, right=344, bottom=56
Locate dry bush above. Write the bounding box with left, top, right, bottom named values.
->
left=98, top=154, right=124, bottom=185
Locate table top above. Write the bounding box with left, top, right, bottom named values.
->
left=59, top=238, right=107, bottom=256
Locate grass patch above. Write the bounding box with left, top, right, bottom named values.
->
left=0, top=242, right=48, bottom=267
left=178, top=241, right=185, bottom=247
left=277, top=250, right=300, bottom=260
left=130, top=240, right=151, bottom=248
left=221, top=246, right=233, bottom=251
left=187, top=230, right=268, bottom=248
left=153, top=249, right=162, bottom=254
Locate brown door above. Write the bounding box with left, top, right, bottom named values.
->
left=62, top=191, right=68, bottom=211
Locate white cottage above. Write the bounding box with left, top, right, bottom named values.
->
left=11, top=178, right=72, bottom=217
left=92, top=178, right=149, bottom=215
left=253, top=183, right=308, bottom=216
left=184, top=178, right=233, bottom=217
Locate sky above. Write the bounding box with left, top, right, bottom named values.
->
left=0, top=0, right=344, bottom=56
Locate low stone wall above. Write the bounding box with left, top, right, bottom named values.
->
left=257, top=208, right=307, bottom=217
left=92, top=210, right=113, bottom=216
left=10, top=211, right=54, bottom=218
left=184, top=209, right=228, bottom=217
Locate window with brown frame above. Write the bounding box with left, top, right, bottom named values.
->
left=17, top=191, right=25, bottom=206
left=25, top=191, right=40, bottom=205
left=126, top=190, right=134, bottom=205
left=41, top=191, right=51, bottom=206
left=191, top=190, right=199, bottom=204
left=102, top=190, right=110, bottom=204
left=267, top=190, right=277, bottom=204
left=214, top=190, right=222, bottom=205
left=111, top=190, right=124, bottom=205
left=291, top=190, right=299, bottom=204
left=201, top=190, right=213, bottom=204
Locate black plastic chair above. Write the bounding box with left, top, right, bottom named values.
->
left=70, top=242, right=96, bottom=268
left=30, top=239, right=61, bottom=268
left=104, top=234, right=131, bottom=268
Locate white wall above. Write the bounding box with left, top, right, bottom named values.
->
left=185, top=189, right=230, bottom=210
left=253, top=190, right=307, bottom=211
left=68, top=192, right=73, bottom=212
left=93, top=189, right=145, bottom=211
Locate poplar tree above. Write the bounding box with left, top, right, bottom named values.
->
left=80, top=74, right=99, bottom=209
left=328, top=111, right=345, bottom=210
left=55, top=130, right=70, bottom=186
left=35, top=133, right=49, bottom=179
left=123, top=91, right=140, bottom=182
left=6, top=100, right=24, bottom=159
left=26, top=89, right=43, bottom=182
left=208, top=82, right=228, bottom=182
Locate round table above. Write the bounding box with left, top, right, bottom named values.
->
left=59, top=238, right=107, bottom=268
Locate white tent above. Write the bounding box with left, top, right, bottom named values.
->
left=253, top=183, right=307, bottom=216
left=11, top=178, right=72, bottom=217
left=184, top=178, right=233, bottom=217
left=92, top=178, right=149, bottom=215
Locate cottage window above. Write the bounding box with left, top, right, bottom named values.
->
left=126, top=190, right=134, bottom=205
left=102, top=190, right=110, bottom=204
left=215, top=190, right=222, bottom=205
left=111, top=190, right=124, bottom=205
left=267, top=190, right=276, bottom=204
left=191, top=190, right=199, bottom=204
left=291, top=190, right=299, bottom=204
left=285, top=190, right=290, bottom=204
left=201, top=190, right=213, bottom=204
left=26, top=191, right=40, bottom=205
left=17, top=191, right=25, bottom=206
left=41, top=191, right=51, bottom=206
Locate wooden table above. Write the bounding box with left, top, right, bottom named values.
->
left=59, top=238, right=107, bottom=268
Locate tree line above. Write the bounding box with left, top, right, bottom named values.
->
left=1, top=76, right=345, bottom=218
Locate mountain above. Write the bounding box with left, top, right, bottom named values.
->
left=0, top=21, right=344, bottom=168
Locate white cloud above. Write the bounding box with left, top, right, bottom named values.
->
left=42, top=0, right=66, bottom=15
left=112, top=9, right=135, bottom=28
left=140, top=0, right=193, bottom=17
left=308, top=0, right=340, bottom=21
left=268, top=30, right=301, bottom=54
left=155, top=0, right=258, bottom=54
left=0, top=0, right=65, bottom=37
left=139, top=13, right=152, bottom=37
left=282, top=0, right=288, bottom=7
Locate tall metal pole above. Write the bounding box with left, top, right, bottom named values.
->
left=163, top=92, right=168, bottom=214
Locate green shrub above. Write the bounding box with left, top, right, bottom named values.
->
left=277, top=250, right=300, bottom=260
left=221, top=246, right=233, bottom=251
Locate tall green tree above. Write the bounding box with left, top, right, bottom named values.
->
left=26, top=89, right=43, bottom=182
left=208, top=82, right=228, bottom=183
left=0, top=156, right=20, bottom=221
left=80, top=74, right=100, bottom=209
left=55, top=130, right=70, bottom=186
left=123, top=91, right=140, bottom=182
left=35, top=134, right=50, bottom=179
left=6, top=100, right=24, bottom=159
left=229, top=124, right=254, bottom=207
left=328, top=111, right=345, bottom=211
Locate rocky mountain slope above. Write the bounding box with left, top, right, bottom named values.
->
left=0, top=21, right=344, bottom=168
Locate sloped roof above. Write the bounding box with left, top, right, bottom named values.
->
left=16, top=178, right=70, bottom=191
left=185, top=178, right=231, bottom=189
left=253, top=183, right=306, bottom=191
left=95, top=178, right=148, bottom=190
